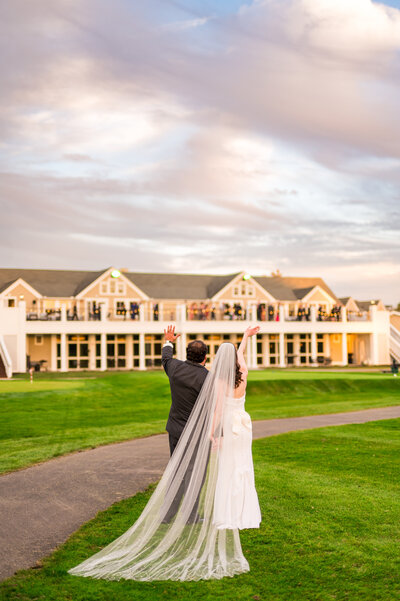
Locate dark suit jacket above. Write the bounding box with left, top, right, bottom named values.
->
left=162, top=344, right=208, bottom=439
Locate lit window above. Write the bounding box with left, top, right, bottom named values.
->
left=35, top=335, right=43, bottom=345
left=7, top=298, right=16, bottom=307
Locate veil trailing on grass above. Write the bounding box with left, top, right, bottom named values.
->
left=67, top=343, right=249, bottom=581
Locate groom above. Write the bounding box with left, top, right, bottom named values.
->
left=162, top=325, right=208, bottom=455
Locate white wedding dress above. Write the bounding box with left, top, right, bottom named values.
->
left=68, top=343, right=260, bottom=582
left=214, top=393, right=261, bottom=530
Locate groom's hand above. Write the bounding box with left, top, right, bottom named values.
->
left=164, top=324, right=181, bottom=343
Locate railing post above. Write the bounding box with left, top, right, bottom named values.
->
left=61, top=304, right=67, bottom=321
left=100, top=304, right=107, bottom=322
left=341, top=306, right=347, bottom=322
left=139, top=304, right=145, bottom=322
left=310, top=305, right=316, bottom=322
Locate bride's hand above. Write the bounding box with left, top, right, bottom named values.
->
left=245, top=325, right=260, bottom=337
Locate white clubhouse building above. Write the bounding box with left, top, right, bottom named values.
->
left=0, top=267, right=396, bottom=377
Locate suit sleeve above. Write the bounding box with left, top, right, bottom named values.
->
left=162, top=344, right=175, bottom=376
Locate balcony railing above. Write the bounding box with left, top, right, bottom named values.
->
left=24, top=304, right=373, bottom=324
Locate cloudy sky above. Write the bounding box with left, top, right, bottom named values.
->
left=1, top=0, right=400, bottom=303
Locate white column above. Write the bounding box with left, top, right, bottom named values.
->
left=139, top=304, right=145, bottom=322
left=279, top=332, right=285, bottom=367
left=279, top=305, right=284, bottom=322
left=159, top=303, right=164, bottom=321
left=370, top=333, right=379, bottom=365
left=126, top=334, right=133, bottom=369
left=341, top=305, right=347, bottom=323
left=179, top=304, right=187, bottom=323
left=251, top=333, right=257, bottom=368
left=311, top=332, right=317, bottom=364
left=50, top=334, right=57, bottom=371
left=16, top=301, right=27, bottom=373
left=263, top=334, right=270, bottom=367
left=251, top=303, right=257, bottom=322
left=88, top=334, right=96, bottom=370
left=60, top=333, right=67, bottom=372
left=180, top=332, right=187, bottom=361
left=246, top=337, right=252, bottom=367
left=294, top=334, right=300, bottom=367
left=310, top=305, right=317, bottom=322
left=100, top=303, right=107, bottom=322
left=61, top=303, right=67, bottom=321
left=100, top=333, right=107, bottom=371
left=284, top=303, right=289, bottom=320
left=139, top=332, right=146, bottom=370
left=341, top=332, right=348, bottom=366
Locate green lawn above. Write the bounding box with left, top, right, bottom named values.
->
left=1, top=418, right=399, bottom=601
left=1, top=370, right=399, bottom=474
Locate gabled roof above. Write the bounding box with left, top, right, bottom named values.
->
left=0, top=268, right=106, bottom=297
left=125, top=272, right=240, bottom=300
left=356, top=300, right=381, bottom=311
left=292, top=286, right=315, bottom=300
left=0, top=269, right=339, bottom=302
left=254, top=276, right=337, bottom=301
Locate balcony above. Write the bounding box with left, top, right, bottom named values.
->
left=21, top=302, right=383, bottom=340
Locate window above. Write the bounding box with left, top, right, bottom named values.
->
left=117, top=282, right=125, bottom=294
left=107, top=335, right=126, bottom=368
left=233, top=286, right=239, bottom=297
left=247, top=286, right=254, bottom=296
left=35, top=335, right=43, bottom=345
left=7, top=298, right=16, bottom=307
left=100, top=282, right=107, bottom=294
left=109, top=280, right=116, bottom=294
left=67, top=335, right=89, bottom=369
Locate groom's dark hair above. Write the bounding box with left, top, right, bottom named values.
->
left=186, top=340, right=207, bottom=363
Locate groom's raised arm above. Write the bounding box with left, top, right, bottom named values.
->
left=162, top=325, right=181, bottom=376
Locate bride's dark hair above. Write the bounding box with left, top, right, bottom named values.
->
left=233, top=344, right=243, bottom=389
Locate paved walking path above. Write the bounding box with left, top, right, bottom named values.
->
left=1, top=405, right=400, bottom=582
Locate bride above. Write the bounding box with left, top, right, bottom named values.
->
left=68, top=326, right=261, bottom=581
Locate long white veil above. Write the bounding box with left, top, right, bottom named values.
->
left=68, top=342, right=249, bottom=581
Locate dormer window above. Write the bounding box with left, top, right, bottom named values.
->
left=100, top=279, right=126, bottom=295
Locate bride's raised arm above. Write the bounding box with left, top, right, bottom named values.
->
left=237, top=325, right=260, bottom=376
